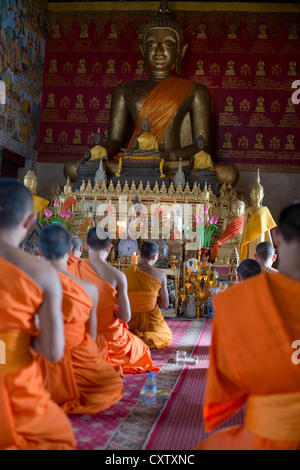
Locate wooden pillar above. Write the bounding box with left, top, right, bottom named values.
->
left=0, top=146, right=3, bottom=177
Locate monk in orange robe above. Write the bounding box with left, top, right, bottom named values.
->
left=124, top=241, right=172, bottom=349
left=197, top=202, right=300, bottom=450
left=68, top=227, right=158, bottom=375
left=0, top=179, right=75, bottom=450
left=38, top=225, right=123, bottom=414
left=67, top=236, right=83, bottom=266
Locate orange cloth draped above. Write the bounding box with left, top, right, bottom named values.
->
left=210, top=216, right=244, bottom=261
left=0, top=259, right=75, bottom=450
left=68, top=260, right=158, bottom=375
left=127, top=75, right=195, bottom=148
left=38, top=273, right=123, bottom=415
left=62, top=197, right=77, bottom=213
left=197, top=272, right=300, bottom=450
left=67, top=254, right=80, bottom=266
left=124, top=266, right=172, bottom=349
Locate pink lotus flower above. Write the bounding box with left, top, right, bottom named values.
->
left=53, top=199, right=59, bottom=208
left=204, top=205, right=209, bottom=215
left=44, top=208, right=52, bottom=218
left=213, top=216, right=219, bottom=224
left=193, top=215, right=204, bottom=224
left=65, top=212, right=73, bottom=219
left=208, top=217, right=213, bottom=225
left=60, top=210, right=67, bottom=218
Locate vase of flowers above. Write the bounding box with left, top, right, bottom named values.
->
left=39, top=199, right=73, bottom=230
left=187, top=205, right=219, bottom=261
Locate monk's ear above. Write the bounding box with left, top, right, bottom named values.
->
left=273, top=228, right=281, bottom=247
left=37, top=247, right=43, bottom=257
left=106, top=244, right=113, bottom=253
left=254, top=253, right=258, bottom=261
left=139, top=44, right=148, bottom=74
left=23, top=213, right=36, bottom=230
left=176, top=43, right=188, bottom=75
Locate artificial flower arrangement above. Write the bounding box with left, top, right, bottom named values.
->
left=39, top=199, right=73, bottom=230
left=187, top=205, right=219, bottom=248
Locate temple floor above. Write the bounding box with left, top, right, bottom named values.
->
left=70, top=319, right=244, bottom=450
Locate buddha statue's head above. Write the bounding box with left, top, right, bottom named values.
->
left=24, top=170, right=37, bottom=195
left=94, top=128, right=102, bottom=146
left=140, top=0, right=187, bottom=76
left=250, top=169, right=264, bottom=205
left=195, top=135, right=206, bottom=151
left=231, top=200, right=245, bottom=218
left=140, top=115, right=151, bottom=133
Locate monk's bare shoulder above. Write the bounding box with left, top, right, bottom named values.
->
left=0, top=247, right=59, bottom=292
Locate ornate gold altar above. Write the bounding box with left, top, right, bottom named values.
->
left=44, top=176, right=246, bottom=317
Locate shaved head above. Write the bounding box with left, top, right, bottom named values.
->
left=0, top=178, right=33, bottom=228
left=256, top=242, right=275, bottom=262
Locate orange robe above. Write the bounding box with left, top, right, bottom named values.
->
left=210, top=216, right=244, bottom=261
left=197, top=272, right=300, bottom=450
left=0, top=259, right=75, bottom=450
left=124, top=266, right=172, bottom=349
left=67, top=254, right=79, bottom=266
left=128, top=75, right=196, bottom=148
left=38, top=273, right=123, bottom=415
left=68, top=260, right=158, bottom=375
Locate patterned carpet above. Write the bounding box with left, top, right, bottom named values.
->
left=70, top=319, right=244, bottom=450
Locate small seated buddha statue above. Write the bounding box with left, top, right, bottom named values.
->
left=185, top=136, right=219, bottom=194
left=123, top=116, right=160, bottom=157
left=84, top=129, right=108, bottom=162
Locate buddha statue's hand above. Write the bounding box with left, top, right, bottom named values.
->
left=168, top=143, right=198, bottom=162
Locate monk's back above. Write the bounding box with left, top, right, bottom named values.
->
left=214, top=272, right=300, bottom=395
left=0, top=258, right=42, bottom=333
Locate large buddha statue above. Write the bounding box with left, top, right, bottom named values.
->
left=105, top=0, right=238, bottom=186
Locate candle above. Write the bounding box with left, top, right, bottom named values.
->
left=131, top=252, right=138, bottom=266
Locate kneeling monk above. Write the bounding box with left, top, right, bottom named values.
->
left=197, top=202, right=300, bottom=450
left=38, top=224, right=123, bottom=415
left=68, top=227, right=158, bottom=375
left=0, top=179, right=75, bottom=450
left=124, top=241, right=172, bottom=349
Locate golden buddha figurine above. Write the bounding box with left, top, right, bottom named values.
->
left=44, top=128, right=53, bottom=144
left=49, top=58, right=58, bottom=74
left=72, top=129, right=82, bottom=144
left=186, top=135, right=214, bottom=173
left=195, top=60, right=205, bottom=76
left=77, top=59, right=86, bottom=74
left=123, top=116, right=160, bottom=157
left=46, top=93, right=55, bottom=108
left=240, top=170, right=276, bottom=261
left=24, top=171, right=49, bottom=218
left=84, top=129, right=108, bottom=162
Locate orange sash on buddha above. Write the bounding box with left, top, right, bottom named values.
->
left=38, top=273, right=123, bottom=415
left=210, top=216, right=244, bottom=261
left=124, top=266, right=172, bottom=349
left=0, top=259, right=75, bottom=450
left=127, top=75, right=195, bottom=148
left=197, top=272, right=300, bottom=450
left=68, top=260, right=158, bottom=375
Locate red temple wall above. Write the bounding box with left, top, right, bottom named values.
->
left=38, top=7, right=300, bottom=173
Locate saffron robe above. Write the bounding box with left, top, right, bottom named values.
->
left=128, top=75, right=196, bottom=148
left=67, top=254, right=80, bottom=266
left=68, top=260, right=158, bottom=375
left=38, top=273, right=123, bottom=415
left=240, top=207, right=276, bottom=261
left=197, top=272, right=300, bottom=450
left=211, top=216, right=244, bottom=261
left=0, top=259, right=75, bottom=450
left=124, top=266, right=172, bottom=349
